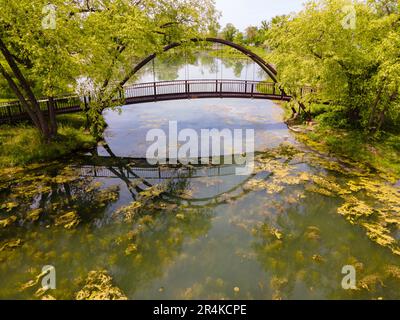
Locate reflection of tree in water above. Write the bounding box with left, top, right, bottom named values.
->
left=0, top=164, right=213, bottom=299
left=9, top=144, right=398, bottom=299
left=250, top=188, right=400, bottom=300
left=134, top=51, right=185, bottom=81
left=150, top=47, right=199, bottom=81
left=72, top=167, right=221, bottom=300
left=0, top=165, right=123, bottom=299
left=196, top=53, right=218, bottom=75
left=198, top=53, right=249, bottom=79
left=110, top=200, right=213, bottom=298
left=220, top=58, right=244, bottom=78
left=0, top=165, right=119, bottom=231
left=136, top=44, right=262, bottom=81
left=155, top=52, right=185, bottom=81
left=0, top=154, right=253, bottom=299
left=73, top=148, right=255, bottom=298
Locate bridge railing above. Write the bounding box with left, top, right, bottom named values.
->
left=77, top=164, right=239, bottom=180
left=0, top=79, right=314, bottom=123
left=0, top=95, right=83, bottom=123
left=123, top=79, right=285, bottom=100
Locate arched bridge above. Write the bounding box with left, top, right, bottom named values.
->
left=0, top=38, right=314, bottom=123
left=123, top=79, right=291, bottom=105
left=125, top=37, right=279, bottom=84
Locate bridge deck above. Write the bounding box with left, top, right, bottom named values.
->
left=124, top=79, right=290, bottom=104
left=0, top=79, right=312, bottom=123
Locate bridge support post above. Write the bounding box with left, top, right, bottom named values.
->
left=83, top=96, right=88, bottom=111
left=185, top=80, right=189, bottom=98
left=251, top=83, right=254, bottom=98
left=6, top=105, right=12, bottom=122
left=245, top=80, right=248, bottom=93
left=153, top=82, right=157, bottom=101
left=83, top=96, right=90, bottom=129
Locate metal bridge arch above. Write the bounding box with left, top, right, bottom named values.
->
left=122, top=37, right=278, bottom=87
left=1, top=38, right=313, bottom=123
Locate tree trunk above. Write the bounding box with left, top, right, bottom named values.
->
left=376, top=105, right=388, bottom=133
left=0, top=38, right=52, bottom=141
left=376, top=92, right=398, bottom=132
left=48, top=97, right=58, bottom=137
left=298, top=101, right=312, bottom=121
left=0, top=63, right=41, bottom=129
left=368, top=85, right=384, bottom=131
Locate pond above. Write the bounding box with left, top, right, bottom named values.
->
left=0, top=52, right=399, bottom=300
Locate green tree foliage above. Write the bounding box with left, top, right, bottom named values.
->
left=244, top=26, right=260, bottom=46
left=0, top=0, right=219, bottom=140
left=73, top=0, right=219, bottom=138
left=267, top=0, right=400, bottom=132
left=0, top=0, right=81, bottom=140
left=234, top=31, right=245, bottom=44
left=219, top=23, right=269, bottom=47
left=220, top=23, right=239, bottom=42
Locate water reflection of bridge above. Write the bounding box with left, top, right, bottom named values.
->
left=77, top=163, right=239, bottom=180
left=76, top=152, right=256, bottom=207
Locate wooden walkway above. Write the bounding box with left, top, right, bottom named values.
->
left=0, top=79, right=313, bottom=124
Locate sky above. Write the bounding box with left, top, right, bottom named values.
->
left=215, top=0, right=306, bottom=31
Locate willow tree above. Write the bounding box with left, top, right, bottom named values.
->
left=0, top=0, right=81, bottom=141
left=0, top=0, right=219, bottom=141
left=74, top=0, right=219, bottom=139
left=267, top=0, right=400, bottom=131
left=368, top=2, right=400, bottom=131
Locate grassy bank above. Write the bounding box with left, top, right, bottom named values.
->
left=0, top=113, right=96, bottom=169
left=284, top=103, right=400, bottom=181
left=298, top=127, right=400, bottom=179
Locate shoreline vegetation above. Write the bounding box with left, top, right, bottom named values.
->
left=282, top=102, right=400, bottom=182
left=0, top=113, right=96, bottom=170
left=207, top=45, right=268, bottom=60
